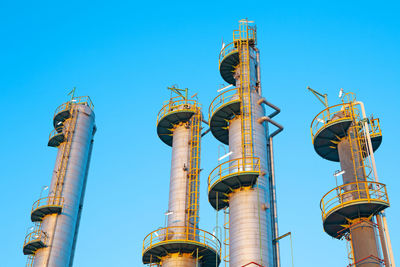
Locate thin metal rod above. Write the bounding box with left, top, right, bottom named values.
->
left=269, top=137, right=280, bottom=267
left=201, top=128, right=211, bottom=137
left=376, top=214, right=389, bottom=264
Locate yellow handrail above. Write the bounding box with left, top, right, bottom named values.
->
left=369, top=118, right=382, bottom=139
left=233, top=21, right=256, bottom=41
left=320, top=181, right=389, bottom=221
left=48, top=127, right=64, bottom=140
left=31, top=196, right=64, bottom=212
left=219, top=42, right=237, bottom=65
left=208, top=157, right=260, bottom=192
left=53, top=96, right=94, bottom=119
left=156, top=99, right=198, bottom=126
left=142, top=226, right=221, bottom=255
left=310, top=103, right=354, bottom=143
left=24, top=228, right=47, bottom=247
left=209, top=87, right=240, bottom=121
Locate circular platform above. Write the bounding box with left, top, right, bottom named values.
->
left=157, top=110, right=195, bottom=146
left=142, top=227, right=220, bottom=267
left=23, top=231, right=46, bottom=255
left=31, top=205, right=62, bottom=222
left=320, top=181, right=389, bottom=238
left=31, top=196, right=64, bottom=222
left=209, top=89, right=241, bottom=145
left=53, top=104, right=71, bottom=129
left=48, top=131, right=65, bottom=147
left=323, top=201, right=389, bottom=238
left=219, top=43, right=239, bottom=85
left=313, top=118, right=353, bottom=161
left=208, top=157, right=260, bottom=210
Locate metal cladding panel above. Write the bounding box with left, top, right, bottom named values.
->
left=163, top=254, right=198, bottom=267
left=350, top=221, right=380, bottom=267
left=34, top=104, right=95, bottom=267
left=228, top=92, right=273, bottom=266
left=167, top=124, right=190, bottom=230
left=338, top=135, right=366, bottom=184
left=229, top=116, right=242, bottom=159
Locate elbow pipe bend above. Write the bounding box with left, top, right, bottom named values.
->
left=257, top=116, right=284, bottom=138
left=257, top=98, right=281, bottom=119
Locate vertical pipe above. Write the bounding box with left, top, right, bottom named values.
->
left=356, top=101, right=395, bottom=267
left=268, top=137, right=280, bottom=267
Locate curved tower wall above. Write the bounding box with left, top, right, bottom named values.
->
left=228, top=91, right=273, bottom=266
left=162, top=253, right=198, bottom=267
left=338, top=132, right=380, bottom=266
left=168, top=124, right=190, bottom=229
left=34, top=104, right=96, bottom=267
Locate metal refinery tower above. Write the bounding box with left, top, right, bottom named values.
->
left=142, top=86, right=221, bottom=267
left=309, top=89, right=395, bottom=267
left=22, top=93, right=96, bottom=267
left=207, top=20, right=283, bottom=267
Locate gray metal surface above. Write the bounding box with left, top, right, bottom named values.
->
left=164, top=121, right=197, bottom=266
left=338, top=133, right=380, bottom=266
left=228, top=90, right=273, bottom=266
left=167, top=124, right=190, bottom=232
left=34, top=104, right=96, bottom=267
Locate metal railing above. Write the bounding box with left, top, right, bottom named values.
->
left=156, top=99, right=198, bottom=126
left=320, top=181, right=389, bottom=221
left=142, top=226, right=221, bottom=255
left=369, top=118, right=382, bottom=139
left=208, top=157, right=260, bottom=192
left=31, top=196, right=64, bottom=212
left=53, top=96, right=94, bottom=118
left=48, top=126, right=64, bottom=140
left=233, top=26, right=256, bottom=41
left=219, top=42, right=237, bottom=65
left=310, top=103, right=354, bottom=143
left=209, top=87, right=240, bottom=121
left=24, top=228, right=47, bottom=248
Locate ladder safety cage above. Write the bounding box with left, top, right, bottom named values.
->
left=187, top=106, right=202, bottom=229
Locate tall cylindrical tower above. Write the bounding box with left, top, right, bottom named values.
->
left=23, top=95, right=96, bottom=267
left=142, top=87, right=221, bottom=267
left=208, top=20, right=283, bottom=267
left=310, top=91, right=395, bottom=266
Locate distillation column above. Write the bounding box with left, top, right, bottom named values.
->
left=310, top=91, right=393, bottom=267
left=208, top=20, right=283, bottom=267
left=23, top=96, right=96, bottom=267
left=142, top=88, right=221, bottom=267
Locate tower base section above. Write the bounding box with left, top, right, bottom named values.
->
left=142, top=227, right=220, bottom=267
left=162, top=253, right=199, bottom=267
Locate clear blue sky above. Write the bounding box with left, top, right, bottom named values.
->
left=0, top=0, right=399, bottom=266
